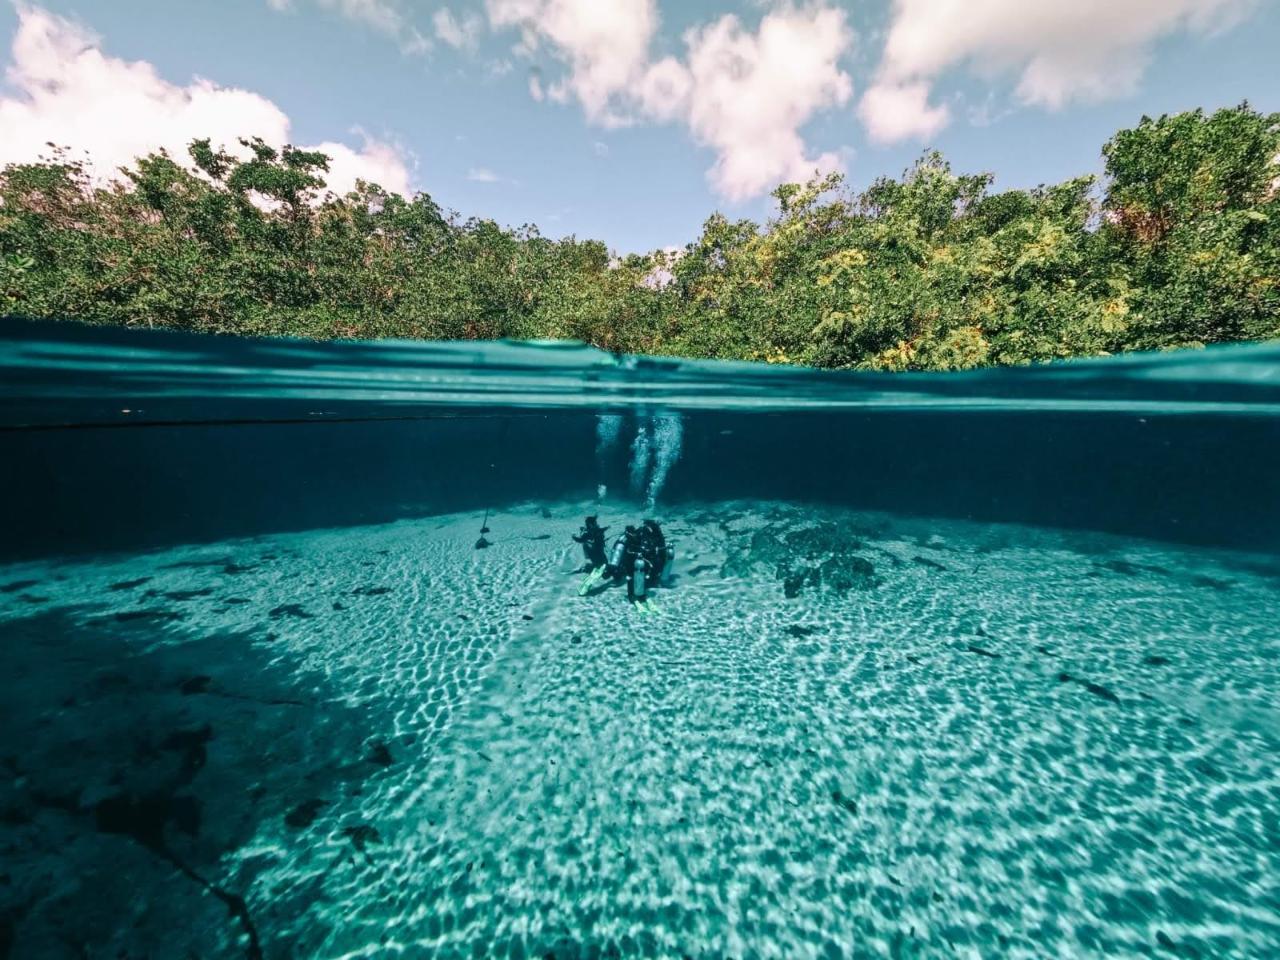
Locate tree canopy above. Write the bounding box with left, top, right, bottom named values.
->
left=3, top=105, right=1277, bottom=370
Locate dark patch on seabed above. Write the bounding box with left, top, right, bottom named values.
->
left=0, top=606, right=391, bottom=958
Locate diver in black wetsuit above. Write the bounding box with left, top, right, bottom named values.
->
left=572, top=516, right=609, bottom=571
left=600, top=525, right=638, bottom=598
left=640, top=519, right=670, bottom=581
left=578, top=520, right=673, bottom=609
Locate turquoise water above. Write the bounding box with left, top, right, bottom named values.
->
left=0, top=319, right=1278, bottom=958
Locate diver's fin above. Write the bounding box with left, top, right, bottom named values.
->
left=642, top=598, right=660, bottom=615
left=578, top=567, right=605, bottom=596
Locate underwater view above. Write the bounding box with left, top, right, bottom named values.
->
left=1, top=319, right=1278, bottom=959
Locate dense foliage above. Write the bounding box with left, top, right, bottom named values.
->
left=2, top=105, right=1277, bottom=370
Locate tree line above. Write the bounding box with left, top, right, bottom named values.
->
left=2, top=104, right=1277, bottom=371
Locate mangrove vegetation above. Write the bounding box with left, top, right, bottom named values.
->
left=2, top=104, right=1277, bottom=371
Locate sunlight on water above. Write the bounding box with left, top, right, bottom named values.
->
left=0, top=319, right=1277, bottom=959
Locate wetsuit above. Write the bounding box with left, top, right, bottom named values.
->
left=572, top=520, right=608, bottom=569
left=641, top=521, right=668, bottom=582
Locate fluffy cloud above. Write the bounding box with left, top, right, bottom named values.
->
left=486, top=0, right=658, bottom=126
left=857, top=80, right=948, bottom=144
left=862, top=0, right=1258, bottom=142
left=0, top=5, right=413, bottom=196
left=488, top=1, right=854, bottom=200
left=466, top=166, right=501, bottom=182
left=667, top=8, right=853, bottom=200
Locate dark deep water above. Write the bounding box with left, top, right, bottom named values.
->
left=1, top=318, right=1277, bottom=958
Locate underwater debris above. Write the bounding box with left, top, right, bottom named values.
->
left=831, top=790, right=858, bottom=816
left=1057, top=672, right=1121, bottom=704
left=108, top=577, right=152, bottom=591
left=269, top=604, right=313, bottom=619
left=285, top=799, right=327, bottom=829
left=165, top=588, right=215, bottom=601
left=107, top=609, right=185, bottom=623
left=178, top=675, right=213, bottom=695
left=342, top=823, right=382, bottom=852
left=365, top=741, right=394, bottom=766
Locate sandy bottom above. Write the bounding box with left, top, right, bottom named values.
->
left=1, top=500, right=1278, bottom=959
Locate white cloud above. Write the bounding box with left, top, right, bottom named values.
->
left=433, top=7, right=481, bottom=51
left=668, top=7, right=853, bottom=201
left=0, top=5, right=413, bottom=196
left=857, top=80, right=948, bottom=144
left=267, top=0, right=428, bottom=53
left=486, top=0, right=658, bottom=126
left=862, top=0, right=1258, bottom=142
left=593, top=140, right=609, bottom=157
left=528, top=69, right=545, bottom=101
left=487, top=1, right=854, bottom=200
left=467, top=166, right=501, bottom=182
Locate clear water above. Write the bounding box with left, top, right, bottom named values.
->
left=1, top=319, right=1278, bottom=958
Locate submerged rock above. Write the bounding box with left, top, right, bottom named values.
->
left=724, top=520, right=879, bottom=598
left=351, top=586, right=393, bottom=596
left=0, top=579, right=39, bottom=594
left=474, top=537, right=491, bottom=550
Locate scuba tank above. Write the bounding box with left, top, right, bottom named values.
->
left=660, top=543, right=675, bottom=585
left=608, top=536, right=627, bottom=573
left=632, top=557, right=648, bottom=600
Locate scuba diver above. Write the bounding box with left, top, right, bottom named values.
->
left=572, top=516, right=609, bottom=572
left=640, top=520, right=670, bottom=581
left=577, top=518, right=673, bottom=613
left=581, top=519, right=634, bottom=593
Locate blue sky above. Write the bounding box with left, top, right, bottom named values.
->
left=1, top=0, right=1277, bottom=253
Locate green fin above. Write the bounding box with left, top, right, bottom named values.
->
left=578, top=567, right=605, bottom=596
